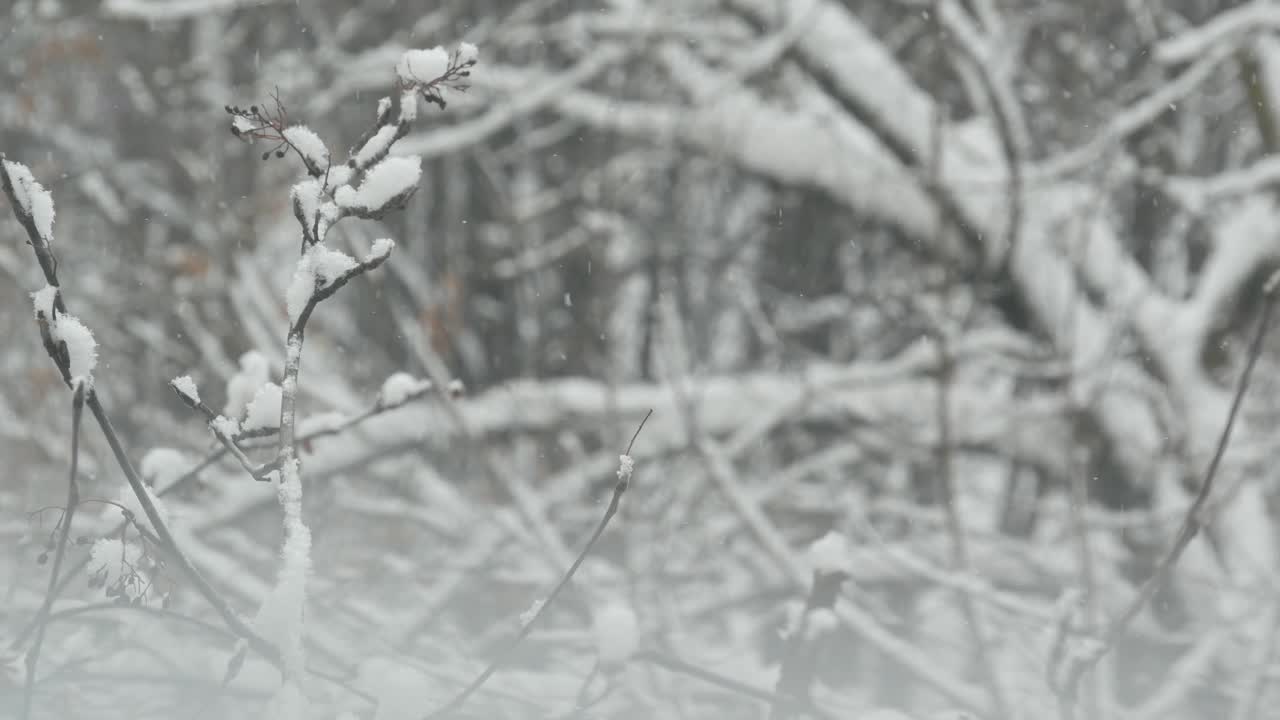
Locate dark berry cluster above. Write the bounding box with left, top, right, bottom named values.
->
left=224, top=90, right=293, bottom=161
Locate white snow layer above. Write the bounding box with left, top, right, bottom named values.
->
left=354, top=125, right=399, bottom=168
left=171, top=374, right=200, bottom=404
left=212, top=415, right=241, bottom=439
left=380, top=372, right=431, bottom=406
left=243, top=382, right=283, bottom=431
left=225, top=351, right=270, bottom=419
left=807, top=530, right=852, bottom=576
left=282, top=125, right=329, bottom=168
left=30, top=285, right=57, bottom=319
left=31, top=285, right=97, bottom=386
left=396, top=47, right=449, bottom=84
left=397, top=90, right=418, bottom=122
left=313, top=244, right=358, bottom=284
left=335, top=156, right=422, bottom=213
left=56, top=315, right=98, bottom=387
left=3, top=160, right=55, bottom=244
left=286, top=244, right=359, bottom=324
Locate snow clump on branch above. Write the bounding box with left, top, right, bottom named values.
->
left=3, top=160, right=55, bottom=245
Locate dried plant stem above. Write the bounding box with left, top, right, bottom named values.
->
left=423, top=410, right=652, bottom=720
left=1056, top=270, right=1280, bottom=701
left=21, top=383, right=85, bottom=720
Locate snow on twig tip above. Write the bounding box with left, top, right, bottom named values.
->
left=170, top=375, right=200, bottom=404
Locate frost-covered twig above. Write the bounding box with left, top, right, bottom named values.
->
left=424, top=410, right=652, bottom=719
left=0, top=156, right=282, bottom=669
left=20, top=382, right=85, bottom=720
left=1053, top=270, right=1280, bottom=703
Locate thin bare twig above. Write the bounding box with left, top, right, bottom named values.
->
left=423, top=409, right=653, bottom=720
left=1055, top=269, right=1280, bottom=702
left=21, top=382, right=85, bottom=720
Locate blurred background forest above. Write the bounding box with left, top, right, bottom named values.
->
left=5, top=0, right=1280, bottom=719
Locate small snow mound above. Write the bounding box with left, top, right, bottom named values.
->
left=212, top=415, right=241, bottom=439
left=457, top=42, right=479, bottom=65
left=282, top=125, right=329, bottom=168
left=286, top=251, right=318, bottom=324
left=807, top=530, right=852, bottom=576
left=55, top=315, right=98, bottom=388
left=396, top=47, right=449, bottom=84
left=243, top=383, right=283, bottom=431
left=312, top=244, right=358, bottom=285
left=30, top=285, right=58, bottom=319
left=367, top=238, right=395, bottom=263
left=171, top=374, right=200, bottom=404
left=87, top=538, right=144, bottom=595
left=380, top=372, right=431, bottom=406
left=336, top=156, right=421, bottom=213
left=141, top=447, right=189, bottom=492
left=3, top=160, right=55, bottom=244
